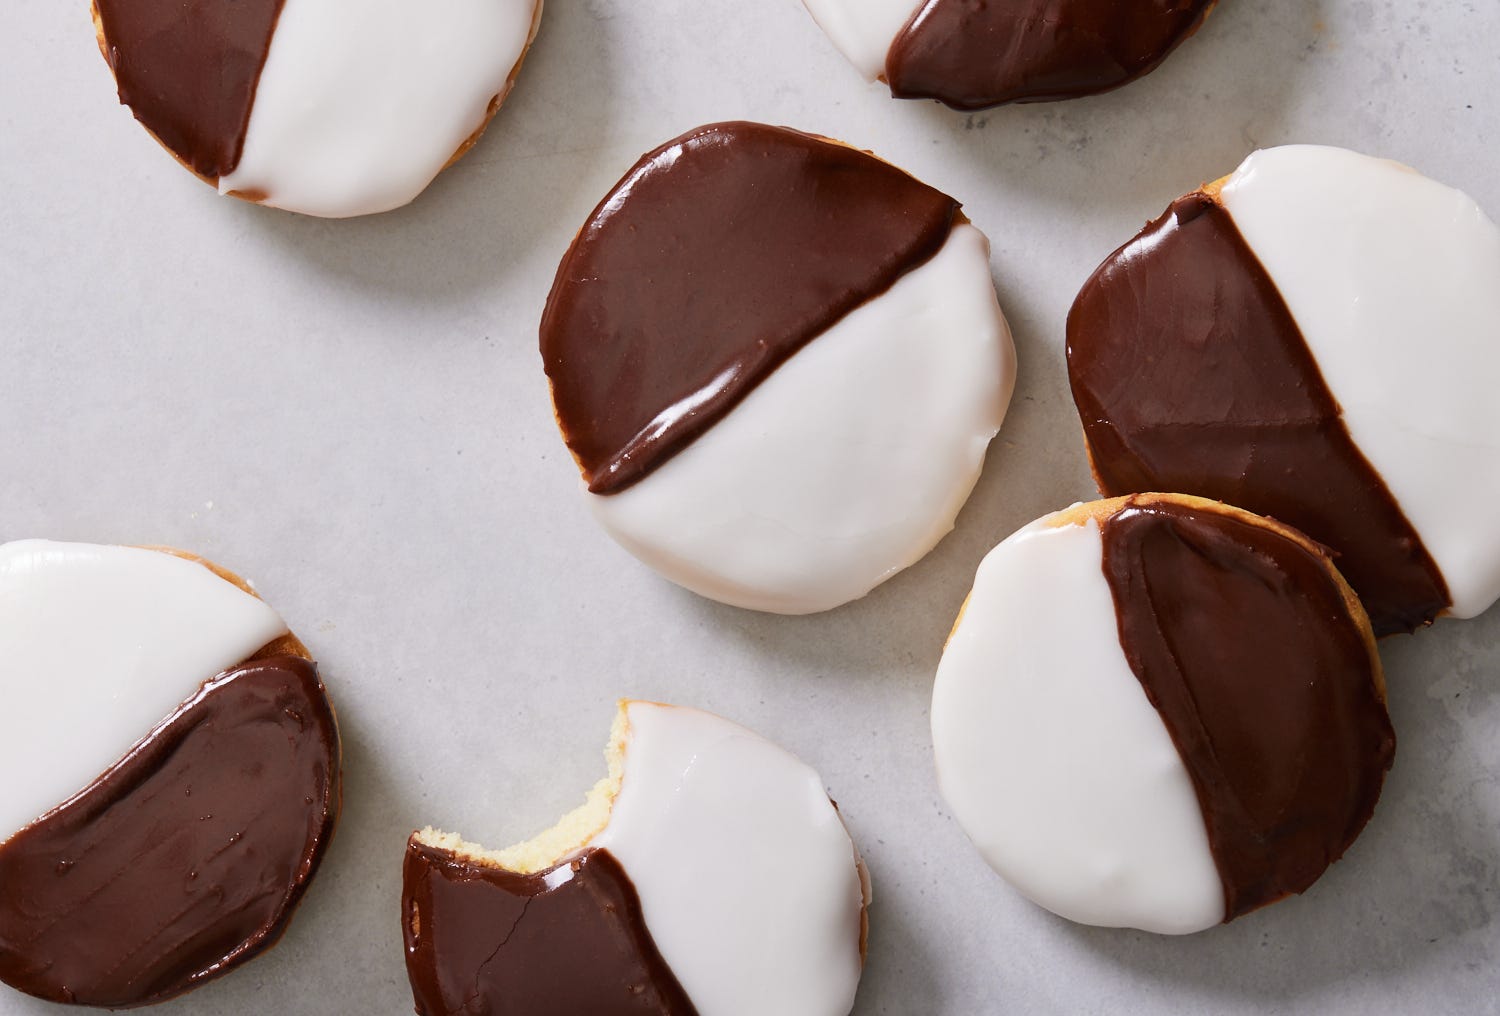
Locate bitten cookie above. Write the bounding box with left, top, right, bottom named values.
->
left=1068, top=145, right=1500, bottom=635
left=801, top=0, right=1215, bottom=110
left=540, top=121, right=1016, bottom=615
left=0, top=541, right=341, bottom=1008
left=403, top=701, right=869, bottom=1015
left=931, top=495, right=1394, bottom=934
left=91, top=0, right=544, bottom=217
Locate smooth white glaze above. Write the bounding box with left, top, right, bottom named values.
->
left=589, top=223, right=1016, bottom=615
left=1219, top=145, right=1500, bottom=620
left=800, top=0, right=924, bottom=81
left=930, top=513, right=1225, bottom=935
left=0, top=541, right=288, bottom=839
left=591, top=702, right=865, bottom=1016
left=221, top=0, right=541, bottom=217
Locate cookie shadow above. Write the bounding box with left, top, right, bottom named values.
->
left=852, top=853, right=949, bottom=1014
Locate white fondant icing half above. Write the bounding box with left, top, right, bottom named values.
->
left=589, top=222, right=1017, bottom=615
left=0, top=541, right=288, bottom=839
left=800, top=0, right=924, bottom=81
left=930, top=513, right=1225, bottom=935
left=221, top=0, right=542, bottom=217
left=1218, top=145, right=1500, bottom=620
left=592, top=703, right=864, bottom=1016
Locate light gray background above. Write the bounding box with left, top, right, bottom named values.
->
left=2, top=1, right=1497, bottom=1013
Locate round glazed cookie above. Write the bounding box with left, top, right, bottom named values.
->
left=403, top=700, right=868, bottom=1016
left=1068, top=145, right=1500, bottom=636
left=540, top=121, right=1016, bottom=615
left=931, top=495, right=1394, bottom=934
left=0, top=540, right=341, bottom=1008
left=800, top=0, right=1216, bottom=110
left=91, top=0, right=544, bottom=216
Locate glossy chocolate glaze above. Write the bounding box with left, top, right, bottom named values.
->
left=94, top=0, right=285, bottom=178
left=403, top=841, right=697, bottom=1015
left=886, top=0, right=1215, bottom=110
left=1099, top=499, right=1395, bottom=920
left=540, top=121, right=959, bottom=495
left=0, top=656, right=340, bottom=1008
left=1067, top=192, right=1450, bottom=635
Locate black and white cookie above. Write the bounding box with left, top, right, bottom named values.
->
left=92, top=0, right=543, bottom=216
left=0, top=541, right=340, bottom=1008
left=932, top=495, right=1394, bottom=934
left=1069, top=145, right=1500, bottom=635
left=801, top=0, right=1215, bottom=110
left=403, top=701, right=868, bottom=1015
left=541, top=121, right=1016, bottom=614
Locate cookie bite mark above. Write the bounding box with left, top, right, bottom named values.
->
left=1098, top=497, right=1395, bottom=921
left=0, top=656, right=340, bottom=1008
left=93, top=0, right=285, bottom=178
left=403, top=702, right=868, bottom=1015
left=885, top=0, right=1216, bottom=110
left=403, top=844, right=696, bottom=1016
left=1067, top=191, right=1449, bottom=635
left=540, top=121, right=960, bottom=495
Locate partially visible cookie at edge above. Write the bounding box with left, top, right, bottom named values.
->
left=801, top=0, right=1216, bottom=110
left=91, top=0, right=544, bottom=217
left=0, top=540, right=341, bottom=1008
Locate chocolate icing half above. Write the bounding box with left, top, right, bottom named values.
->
left=0, top=655, right=340, bottom=1008
left=886, top=0, right=1215, bottom=110
left=1099, top=499, right=1395, bottom=920
left=403, top=841, right=697, bottom=1015
left=93, top=0, right=286, bottom=178
left=1067, top=192, right=1450, bottom=635
left=540, top=121, right=959, bottom=495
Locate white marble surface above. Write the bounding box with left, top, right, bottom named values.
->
left=1, top=1, right=1496, bottom=1013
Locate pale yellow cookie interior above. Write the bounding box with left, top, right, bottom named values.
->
left=414, top=703, right=631, bottom=874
